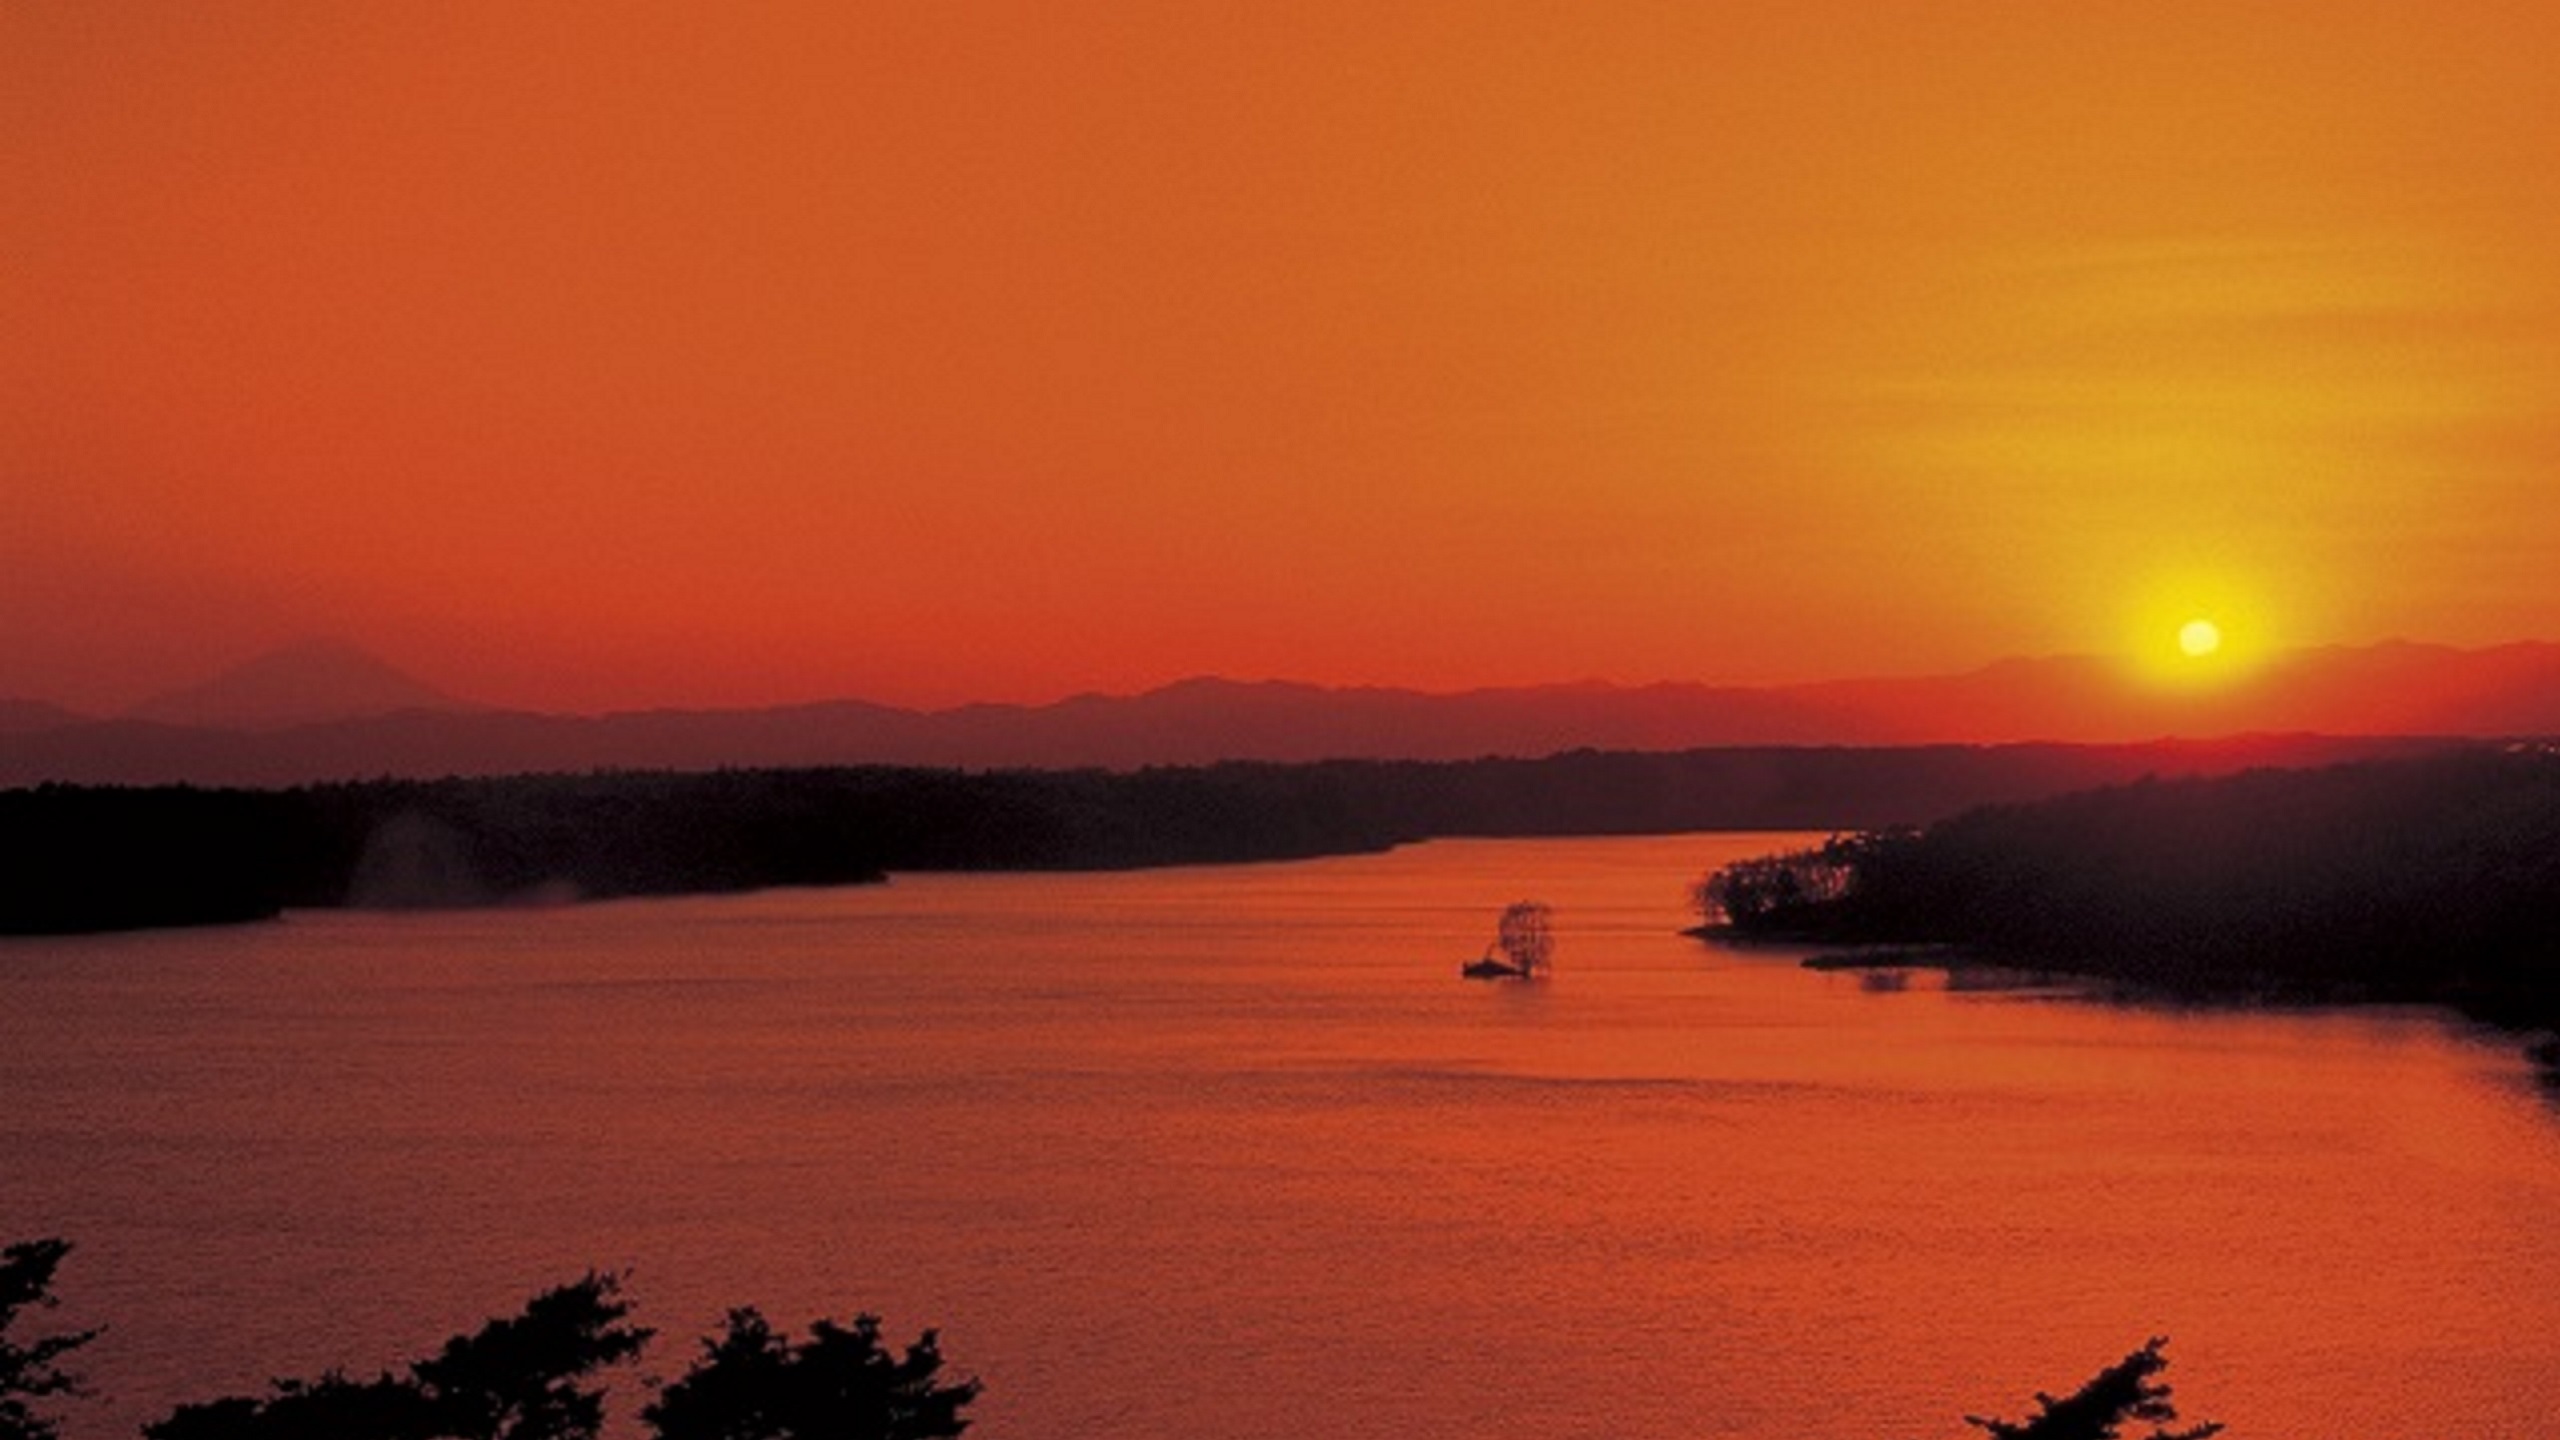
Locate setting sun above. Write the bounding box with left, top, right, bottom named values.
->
left=2120, top=571, right=2271, bottom=691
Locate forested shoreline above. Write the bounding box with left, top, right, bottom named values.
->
left=1695, top=747, right=2560, bottom=1046
left=0, top=735, right=2459, bottom=935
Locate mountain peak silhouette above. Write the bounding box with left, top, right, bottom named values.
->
left=124, top=639, right=478, bottom=732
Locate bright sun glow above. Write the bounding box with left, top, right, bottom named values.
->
left=2120, top=572, right=2272, bottom=691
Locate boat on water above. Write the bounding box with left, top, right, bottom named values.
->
left=1460, top=900, right=1553, bottom=981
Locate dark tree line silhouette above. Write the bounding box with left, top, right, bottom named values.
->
left=1, top=736, right=2455, bottom=934
left=1697, top=748, right=2560, bottom=1042
left=4, top=1236, right=2221, bottom=1440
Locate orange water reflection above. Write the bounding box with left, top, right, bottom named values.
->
left=2, top=834, right=2556, bottom=1437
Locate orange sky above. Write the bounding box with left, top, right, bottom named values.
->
left=9, top=2, right=2560, bottom=713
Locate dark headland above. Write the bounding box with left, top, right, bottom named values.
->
left=1697, top=744, right=2560, bottom=1056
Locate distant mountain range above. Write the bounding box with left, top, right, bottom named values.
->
left=7, top=638, right=2560, bottom=788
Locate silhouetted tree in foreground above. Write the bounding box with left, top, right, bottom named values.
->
left=0, top=1240, right=99, bottom=1440
left=132, top=1264, right=979, bottom=1440
left=146, top=1272, right=651, bottom=1440
left=1964, top=1337, right=2221, bottom=1440
left=643, top=1308, right=979, bottom=1440
left=14, top=1236, right=2221, bottom=1440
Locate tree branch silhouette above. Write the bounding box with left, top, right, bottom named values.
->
left=1963, top=1337, right=2222, bottom=1440
left=0, top=1240, right=100, bottom=1440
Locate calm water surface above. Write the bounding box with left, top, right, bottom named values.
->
left=5, top=834, right=2559, bottom=1438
